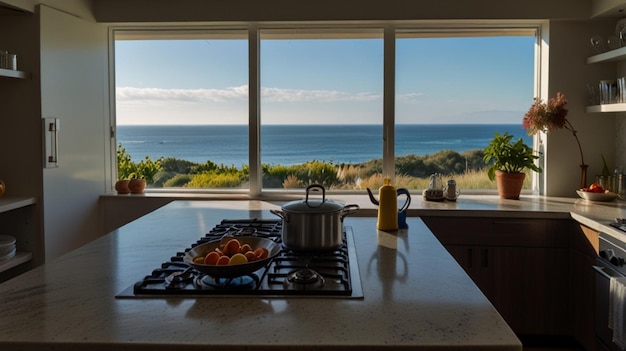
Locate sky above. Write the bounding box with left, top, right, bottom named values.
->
left=115, top=34, right=535, bottom=125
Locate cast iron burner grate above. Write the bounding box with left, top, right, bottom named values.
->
left=611, top=218, right=626, bottom=233
left=116, top=218, right=363, bottom=298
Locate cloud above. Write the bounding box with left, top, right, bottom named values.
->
left=397, top=92, right=426, bottom=102
left=117, top=85, right=382, bottom=104
left=262, top=87, right=380, bottom=103
left=116, top=86, right=247, bottom=103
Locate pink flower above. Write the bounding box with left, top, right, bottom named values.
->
left=522, top=92, right=585, bottom=165
left=522, top=92, right=568, bottom=134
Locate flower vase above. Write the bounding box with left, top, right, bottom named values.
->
left=580, top=164, right=588, bottom=189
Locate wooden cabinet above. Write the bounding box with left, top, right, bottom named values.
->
left=0, top=12, right=43, bottom=279
left=444, top=244, right=569, bottom=334
left=0, top=52, right=37, bottom=283
left=422, top=216, right=592, bottom=346
left=0, top=196, right=37, bottom=282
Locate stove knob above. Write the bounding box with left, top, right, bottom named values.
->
left=608, top=249, right=616, bottom=260
left=600, top=250, right=608, bottom=259
left=619, top=257, right=625, bottom=266
left=611, top=257, right=620, bottom=266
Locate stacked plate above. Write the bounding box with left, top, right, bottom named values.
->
left=0, top=235, right=16, bottom=260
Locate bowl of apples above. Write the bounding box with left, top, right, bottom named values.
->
left=577, top=183, right=619, bottom=202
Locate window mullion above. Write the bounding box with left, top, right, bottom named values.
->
left=383, top=26, right=396, bottom=180
left=249, top=24, right=261, bottom=196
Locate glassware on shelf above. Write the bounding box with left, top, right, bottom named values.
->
left=587, top=83, right=600, bottom=105
left=600, top=80, right=618, bottom=104
left=591, top=35, right=607, bottom=53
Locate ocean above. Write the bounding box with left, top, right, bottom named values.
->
left=116, top=124, right=532, bottom=166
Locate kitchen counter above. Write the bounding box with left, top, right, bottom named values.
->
left=0, top=200, right=522, bottom=350
left=333, top=193, right=626, bottom=239
left=2, top=194, right=626, bottom=351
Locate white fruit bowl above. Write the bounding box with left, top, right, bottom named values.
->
left=576, top=190, right=619, bottom=202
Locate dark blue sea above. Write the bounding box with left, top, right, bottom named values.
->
left=116, top=124, right=532, bottom=166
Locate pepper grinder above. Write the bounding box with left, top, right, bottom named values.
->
left=445, top=179, right=459, bottom=200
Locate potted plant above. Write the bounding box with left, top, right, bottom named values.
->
left=483, top=132, right=542, bottom=199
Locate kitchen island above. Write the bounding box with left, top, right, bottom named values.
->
left=0, top=200, right=521, bottom=350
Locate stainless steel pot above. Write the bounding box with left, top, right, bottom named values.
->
left=270, top=184, right=360, bottom=251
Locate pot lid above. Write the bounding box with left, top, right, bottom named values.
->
left=281, top=184, right=345, bottom=213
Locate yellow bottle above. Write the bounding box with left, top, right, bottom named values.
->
left=377, top=177, right=398, bottom=231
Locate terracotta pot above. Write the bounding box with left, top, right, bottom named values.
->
left=114, top=179, right=130, bottom=194
left=128, top=178, right=146, bottom=194
left=495, top=170, right=525, bottom=200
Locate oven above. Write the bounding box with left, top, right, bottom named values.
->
left=595, top=224, right=626, bottom=351
left=116, top=218, right=363, bottom=299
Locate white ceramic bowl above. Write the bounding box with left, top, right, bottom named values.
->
left=576, top=190, right=619, bottom=202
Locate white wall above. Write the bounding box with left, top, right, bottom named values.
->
left=39, top=5, right=110, bottom=260
left=544, top=19, right=618, bottom=196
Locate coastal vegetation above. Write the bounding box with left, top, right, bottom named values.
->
left=117, top=144, right=531, bottom=190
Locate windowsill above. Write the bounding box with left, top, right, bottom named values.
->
left=100, top=188, right=542, bottom=213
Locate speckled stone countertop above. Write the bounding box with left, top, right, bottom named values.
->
left=0, top=200, right=523, bottom=351
left=332, top=193, right=626, bottom=239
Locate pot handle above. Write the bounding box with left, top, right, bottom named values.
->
left=340, top=204, right=360, bottom=220
left=305, top=184, right=326, bottom=207
left=269, top=209, right=289, bottom=222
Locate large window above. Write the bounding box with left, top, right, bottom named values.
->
left=114, top=31, right=249, bottom=188
left=260, top=30, right=384, bottom=189
left=394, top=33, right=535, bottom=190
left=112, top=24, right=539, bottom=194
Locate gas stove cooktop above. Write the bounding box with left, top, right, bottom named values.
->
left=610, top=218, right=626, bottom=233
left=116, top=219, right=363, bottom=299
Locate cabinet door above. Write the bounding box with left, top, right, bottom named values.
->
left=491, top=246, right=569, bottom=336
left=446, top=244, right=569, bottom=336
left=424, top=216, right=591, bottom=339
left=445, top=245, right=495, bottom=298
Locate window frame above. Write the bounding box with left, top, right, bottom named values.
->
left=109, top=21, right=546, bottom=197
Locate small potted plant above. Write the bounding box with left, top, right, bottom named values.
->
left=483, top=132, right=542, bottom=199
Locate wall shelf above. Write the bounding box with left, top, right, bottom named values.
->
left=0, top=252, right=32, bottom=272
left=0, top=68, right=30, bottom=79
left=0, top=196, right=36, bottom=275
left=587, top=46, right=626, bottom=64
left=586, top=38, right=626, bottom=112
left=0, top=196, right=36, bottom=213
left=586, top=103, right=626, bottom=112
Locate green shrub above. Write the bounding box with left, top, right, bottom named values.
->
left=263, top=164, right=291, bottom=188
left=117, top=144, right=163, bottom=184
left=164, top=174, right=193, bottom=187
left=160, top=157, right=197, bottom=174
left=117, top=142, right=510, bottom=190
left=293, top=160, right=339, bottom=188
left=187, top=172, right=245, bottom=188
